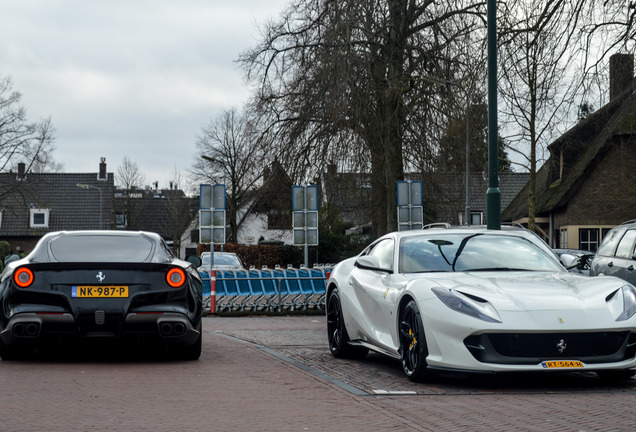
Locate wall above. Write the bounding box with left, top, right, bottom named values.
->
left=557, top=136, right=636, bottom=227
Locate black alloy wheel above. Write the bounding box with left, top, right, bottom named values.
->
left=399, top=300, right=430, bottom=381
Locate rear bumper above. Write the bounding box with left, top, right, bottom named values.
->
left=0, top=312, right=200, bottom=347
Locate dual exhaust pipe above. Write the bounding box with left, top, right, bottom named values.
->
left=159, top=321, right=187, bottom=336
left=12, top=322, right=41, bottom=337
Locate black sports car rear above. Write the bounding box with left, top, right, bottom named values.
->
left=0, top=231, right=203, bottom=360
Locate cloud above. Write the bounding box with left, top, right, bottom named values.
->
left=0, top=0, right=288, bottom=189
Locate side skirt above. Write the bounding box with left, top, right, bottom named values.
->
left=349, top=340, right=401, bottom=360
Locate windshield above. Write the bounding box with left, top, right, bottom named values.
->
left=398, top=233, right=564, bottom=273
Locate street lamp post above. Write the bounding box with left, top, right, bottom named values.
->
left=76, top=183, right=103, bottom=229
left=418, top=75, right=471, bottom=225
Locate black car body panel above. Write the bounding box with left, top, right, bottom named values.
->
left=0, top=231, right=203, bottom=360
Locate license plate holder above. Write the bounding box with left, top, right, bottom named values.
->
left=541, top=360, right=584, bottom=369
left=72, top=286, right=129, bottom=298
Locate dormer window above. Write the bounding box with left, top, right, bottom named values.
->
left=30, top=208, right=50, bottom=228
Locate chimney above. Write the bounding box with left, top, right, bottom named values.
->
left=610, top=53, right=634, bottom=102
left=327, top=164, right=337, bottom=176
left=17, top=162, right=25, bottom=181
left=98, top=157, right=107, bottom=180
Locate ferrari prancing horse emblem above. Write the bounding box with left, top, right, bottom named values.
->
left=96, top=271, right=106, bottom=283
left=557, top=339, right=567, bottom=353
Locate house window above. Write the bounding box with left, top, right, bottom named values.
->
left=268, top=209, right=289, bottom=230
left=30, top=208, right=50, bottom=228
left=560, top=228, right=568, bottom=249
left=579, top=228, right=600, bottom=252
left=115, top=212, right=127, bottom=229
left=470, top=212, right=483, bottom=225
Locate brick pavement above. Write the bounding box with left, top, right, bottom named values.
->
left=0, top=315, right=635, bottom=431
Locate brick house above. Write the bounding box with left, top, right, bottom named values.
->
left=503, top=53, right=636, bottom=251
left=0, top=158, right=115, bottom=253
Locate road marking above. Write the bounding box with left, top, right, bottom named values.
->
left=373, top=390, right=417, bottom=395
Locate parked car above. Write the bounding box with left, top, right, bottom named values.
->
left=326, top=225, right=636, bottom=382
left=553, top=248, right=593, bottom=275
left=0, top=230, right=203, bottom=360
left=198, top=251, right=245, bottom=273
left=590, top=220, right=636, bottom=285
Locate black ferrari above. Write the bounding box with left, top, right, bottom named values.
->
left=0, top=230, right=203, bottom=360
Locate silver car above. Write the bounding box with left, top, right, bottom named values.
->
left=198, top=252, right=245, bottom=273
left=590, top=220, right=636, bottom=284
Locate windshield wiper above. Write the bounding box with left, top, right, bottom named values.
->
left=464, top=267, right=531, bottom=272
left=408, top=269, right=449, bottom=273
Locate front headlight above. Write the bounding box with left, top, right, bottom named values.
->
left=607, top=285, right=636, bottom=322
left=432, top=286, right=502, bottom=323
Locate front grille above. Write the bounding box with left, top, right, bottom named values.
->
left=464, top=332, right=636, bottom=365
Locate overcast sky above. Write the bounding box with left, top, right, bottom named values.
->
left=0, top=0, right=289, bottom=191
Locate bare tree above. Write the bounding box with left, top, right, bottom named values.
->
left=497, top=0, right=630, bottom=231
left=241, top=0, right=486, bottom=236
left=162, top=167, right=196, bottom=258
left=0, top=76, right=59, bottom=175
left=115, top=156, right=148, bottom=231
left=116, top=156, right=147, bottom=189
left=191, top=108, right=264, bottom=243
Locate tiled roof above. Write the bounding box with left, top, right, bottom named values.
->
left=502, top=78, right=636, bottom=221
left=323, top=171, right=374, bottom=227
left=0, top=171, right=115, bottom=236
left=115, top=189, right=198, bottom=240
left=324, top=170, right=529, bottom=226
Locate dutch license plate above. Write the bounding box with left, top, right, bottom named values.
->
left=72, top=286, right=129, bottom=298
left=541, top=360, right=584, bottom=369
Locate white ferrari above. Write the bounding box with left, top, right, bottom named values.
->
left=326, top=225, right=636, bottom=381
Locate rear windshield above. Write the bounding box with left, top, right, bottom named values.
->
left=49, top=235, right=155, bottom=262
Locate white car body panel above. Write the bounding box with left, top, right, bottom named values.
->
left=328, top=227, right=636, bottom=374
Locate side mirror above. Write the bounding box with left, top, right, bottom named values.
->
left=355, top=255, right=392, bottom=273
left=185, top=255, right=202, bottom=268
left=559, top=253, right=578, bottom=269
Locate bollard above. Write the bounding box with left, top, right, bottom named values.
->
left=209, top=270, right=216, bottom=314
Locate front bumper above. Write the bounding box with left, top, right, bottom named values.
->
left=420, top=306, right=636, bottom=373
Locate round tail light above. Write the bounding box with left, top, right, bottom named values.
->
left=14, top=267, right=34, bottom=288
left=166, top=268, right=186, bottom=288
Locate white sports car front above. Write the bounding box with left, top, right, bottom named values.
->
left=326, top=226, right=636, bottom=381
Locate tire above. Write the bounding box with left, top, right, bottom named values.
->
left=326, top=289, right=368, bottom=359
left=0, top=338, right=24, bottom=361
left=180, top=332, right=202, bottom=361
left=596, top=369, right=635, bottom=381
left=399, top=300, right=430, bottom=382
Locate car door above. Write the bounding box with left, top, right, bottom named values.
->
left=607, top=229, right=636, bottom=284
left=348, top=238, right=398, bottom=350
left=591, top=227, right=625, bottom=277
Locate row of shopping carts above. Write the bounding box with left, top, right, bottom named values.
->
left=200, top=265, right=333, bottom=313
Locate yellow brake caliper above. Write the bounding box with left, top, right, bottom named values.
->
left=409, top=328, right=416, bottom=351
